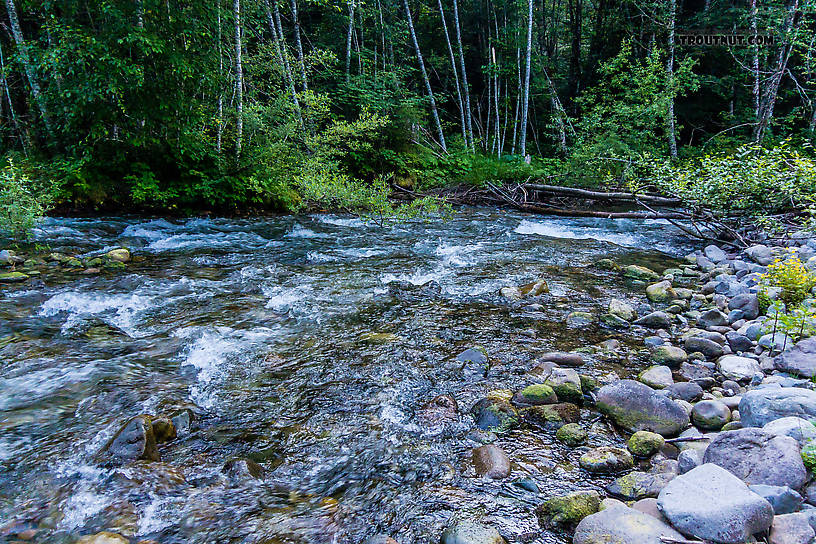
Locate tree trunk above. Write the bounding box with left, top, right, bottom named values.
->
left=233, top=0, right=243, bottom=158
left=519, top=0, right=533, bottom=157
left=666, top=0, right=678, bottom=158
left=263, top=0, right=304, bottom=126
left=437, top=0, right=467, bottom=146
left=217, top=4, right=224, bottom=156
left=566, top=0, right=581, bottom=106
left=289, top=0, right=309, bottom=91
left=403, top=0, right=447, bottom=151
left=345, top=0, right=356, bottom=83
left=5, top=0, right=50, bottom=133
left=756, top=0, right=800, bottom=142
left=750, top=0, right=760, bottom=121
left=452, top=0, right=474, bottom=149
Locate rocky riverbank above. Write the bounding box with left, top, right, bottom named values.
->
left=429, top=238, right=816, bottom=544
left=4, top=218, right=816, bottom=544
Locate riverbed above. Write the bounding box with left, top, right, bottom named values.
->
left=0, top=208, right=695, bottom=543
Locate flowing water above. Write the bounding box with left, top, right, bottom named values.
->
left=0, top=208, right=694, bottom=543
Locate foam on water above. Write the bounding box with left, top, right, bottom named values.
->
left=39, top=289, right=155, bottom=337
left=175, top=326, right=274, bottom=410
left=58, top=489, right=110, bottom=530
left=0, top=360, right=100, bottom=411
left=316, top=215, right=367, bottom=228
left=514, top=219, right=648, bottom=248
left=286, top=224, right=329, bottom=238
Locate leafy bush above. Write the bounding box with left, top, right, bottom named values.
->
left=763, top=253, right=816, bottom=309
left=647, top=141, right=816, bottom=217
left=0, top=161, right=55, bottom=240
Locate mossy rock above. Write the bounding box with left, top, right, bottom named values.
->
left=472, top=398, right=519, bottom=433
left=65, top=257, right=83, bottom=268
left=512, top=384, right=557, bottom=406
left=627, top=431, right=665, bottom=457
left=545, top=380, right=583, bottom=404
left=566, top=311, right=594, bottom=328
left=103, top=260, right=127, bottom=271
left=106, top=248, right=132, bottom=263
left=86, top=257, right=104, bottom=267
left=0, top=271, right=29, bottom=283
left=556, top=423, right=587, bottom=446
left=651, top=346, right=688, bottom=367
left=523, top=403, right=580, bottom=431
left=600, top=313, right=631, bottom=329
left=536, top=490, right=601, bottom=530
left=579, top=446, right=634, bottom=473
left=580, top=374, right=599, bottom=392
left=623, top=265, right=660, bottom=282
left=595, top=259, right=621, bottom=271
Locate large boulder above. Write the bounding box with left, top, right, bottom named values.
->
left=96, top=415, right=159, bottom=466
left=717, top=355, right=762, bottom=382
left=776, top=337, right=816, bottom=378
left=596, top=380, right=689, bottom=436
left=440, top=520, right=506, bottom=544
left=573, top=502, right=684, bottom=544
left=702, top=428, right=807, bottom=489
left=739, top=387, right=816, bottom=427
left=763, top=416, right=816, bottom=446
left=656, top=463, right=774, bottom=543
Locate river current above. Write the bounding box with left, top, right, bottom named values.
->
left=0, top=208, right=693, bottom=543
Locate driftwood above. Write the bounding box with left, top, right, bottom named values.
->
left=391, top=180, right=754, bottom=247
left=525, top=183, right=682, bottom=206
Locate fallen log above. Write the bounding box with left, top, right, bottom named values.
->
left=524, top=183, right=682, bottom=206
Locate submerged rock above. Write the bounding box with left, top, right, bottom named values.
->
left=523, top=403, right=580, bottom=430
left=596, top=380, right=689, bottom=436
left=77, top=532, right=129, bottom=544
left=223, top=458, right=265, bottom=482
left=623, top=265, right=660, bottom=282
left=97, top=415, right=159, bottom=466
left=657, top=463, right=774, bottom=544
left=555, top=423, right=587, bottom=446
left=471, top=398, right=519, bottom=433
left=472, top=444, right=511, bottom=479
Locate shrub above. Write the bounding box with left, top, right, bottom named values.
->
left=0, top=161, right=55, bottom=240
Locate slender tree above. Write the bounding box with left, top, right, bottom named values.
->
left=666, top=0, right=678, bottom=158
left=4, top=0, right=50, bottom=133
left=403, top=0, right=447, bottom=151
left=345, top=0, right=356, bottom=83
left=519, top=0, right=533, bottom=157
left=437, top=0, right=468, bottom=146
left=289, top=0, right=309, bottom=91
left=233, top=0, right=243, bottom=157
left=452, top=0, right=474, bottom=148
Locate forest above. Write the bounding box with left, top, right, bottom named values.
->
left=0, top=0, right=815, bottom=222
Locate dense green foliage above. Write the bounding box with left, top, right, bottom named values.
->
left=0, top=0, right=814, bottom=212
left=0, top=161, right=54, bottom=239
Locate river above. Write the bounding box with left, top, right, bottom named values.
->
left=0, top=208, right=694, bottom=543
